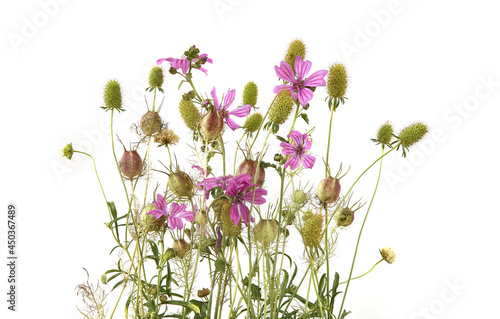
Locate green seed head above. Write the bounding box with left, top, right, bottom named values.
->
left=195, top=209, right=208, bottom=226
left=285, top=39, right=306, bottom=72
left=243, top=81, right=258, bottom=107
left=104, top=80, right=123, bottom=111
left=327, top=64, right=348, bottom=99
left=148, top=66, right=164, bottom=88
left=140, top=203, right=158, bottom=231
left=398, top=122, right=428, bottom=148
left=179, top=99, right=201, bottom=131
left=172, top=239, right=190, bottom=258
left=269, top=90, right=294, bottom=125
left=376, top=122, right=394, bottom=146
left=292, top=190, right=307, bottom=205
left=243, top=113, right=263, bottom=133
left=336, top=207, right=355, bottom=227
left=301, top=214, right=323, bottom=248
left=220, top=200, right=242, bottom=237
left=140, top=111, right=162, bottom=136
left=168, top=170, right=194, bottom=197
left=253, top=219, right=278, bottom=247
left=61, top=143, right=74, bottom=160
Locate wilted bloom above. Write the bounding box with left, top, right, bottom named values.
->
left=211, top=87, right=251, bottom=130
left=225, top=174, right=267, bottom=226
left=280, top=130, right=316, bottom=170
left=273, top=56, right=327, bottom=106
left=157, top=53, right=213, bottom=75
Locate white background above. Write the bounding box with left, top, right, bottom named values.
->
left=1, top=0, right=500, bottom=318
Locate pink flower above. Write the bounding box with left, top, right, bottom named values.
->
left=157, top=53, right=213, bottom=75
left=167, top=202, right=195, bottom=230
left=280, top=130, right=316, bottom=171
left=148, top=194, right=169, bottom=219
left=211, top=87, right=251, bottom=130
left=225, top=174, right=267, bottom=226
left=273, top=56, right=327, bottom=106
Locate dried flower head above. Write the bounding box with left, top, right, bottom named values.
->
left=380, top=246, right=396, bottom=264
left=154, top=128, right=180, bottom=147
left=62, top=143, right=74, bottom=160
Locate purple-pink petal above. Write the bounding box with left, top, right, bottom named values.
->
left=273, top=84, right=295, bottom=94
left=303, top=70, right=328, bottom=87
left=225, top=117, right=240, bottom=130
left=280, top=141, right=297, bottom=156
left=294, top=56, right=312, bottom=82
left=298, top=88, right=314, bottom=106
left=302, top=135, right=312, bottom=151
left=275, top=62, right=296, bottom=83
left=211, top=87, right=220, bottom=109
left=301, top=154, right=316, bottom=169
left=222, top=89, right=236, bottom=110
left=243, top=188, right=268, bottom=205
left=284, top=154, right=301, bottom=171
left=288, top=131, right=304, bottom=148
left=228, top=104, right=251, bottom=117
left=156, top=58, right=169, bottom=65
left=153, top=194, right=168, bottom=212
left=230, top=204, right=241, bottom=226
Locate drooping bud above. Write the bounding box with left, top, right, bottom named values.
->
left=236, top=159, right=265, bottom=187
left=253, top=219, right=278, bottom=247
left=140, top=111, right=162, bottom=136
left=269, top=90, right=294, bottom=125
left=380, top=246, right=396, bottom=264
left=243, top=81, right=258, bottom=107
left=119, top=150, right=142, bottom=179
left=168, top=170, right=194, bottom=197
left=292, top=190, right=307, bottom=205
left=243, top=113, right=263, bottom=133
left=317, top=177, right=341, bottom=204
left=220, top=200, right=241, bottom=237
left=200, top=110, right=224, bottom=140
left=327, top=63, right=348, bottom=99
left=285, top=39, right=306, bottom=73
left=197, top=288, right=210, bottom=298
left=398, top=123, right=428, bottom=149
left=103, top=80, right=124, bottom=112
left=376, top=122, right=394, bottom=146
left=179, top=99, right=201, bottom=131
left=61, top=143, right=74, bottom=160
left=148, top=66, right=164, bottom=89
left=172, top=239, right=190, bottom=258
left=336, top=207, right=355, bottom=227
left=301, top=214, right=323, bottom=248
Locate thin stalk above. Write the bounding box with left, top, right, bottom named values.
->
left=339, top=259, right=383, bottom=284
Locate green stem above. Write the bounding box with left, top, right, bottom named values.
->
left=325, top=98, right=338, bottom=177
left=340, top=259, right=384, bottom=284
left=337, top=147, right=385, bottom=318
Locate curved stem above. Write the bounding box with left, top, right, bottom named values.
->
left=340, top=259, right=384, bottom=285
left=337, top=147, right=385, bottom=318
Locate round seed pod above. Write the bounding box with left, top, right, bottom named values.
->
left=317, top=177, right=341, bottom=204
left=236, top=158, right=265, bottom=187
left=140, top=111, right=162, bottom=136
left=119, top=150, right=142, bottom=179
left=200, top=110, right=224, bottom=140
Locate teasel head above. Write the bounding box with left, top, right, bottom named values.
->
left=269, top=90, right=294, bottom=125
left=285, top=39, right=306, bottom=73
left=243, top=113, right=263, bottom=133
left=300, top=212, right=324, bottom=248
left=371, top=122, right=394, bottom=148
left=219, top=198, right=242, bottom=237
left=327, top=63, right=348, bottom=102
left=148, top=66, right=164, bottom=90
left=179, top=99, right=201, bottom=131
left=102, top=79, right=124, bottom=112
left=396, top=122, right=428, bottom=157
left=242, top=81, right=258, bottom=108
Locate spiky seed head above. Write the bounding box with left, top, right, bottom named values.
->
left=236, top=158, right=265, bottom=187
left=301, top=214, right=323, bottom=248
left=212, top=197, right=230, bottom=221
left=380, top=246, right=396, bottom=264
left=243, top=81, right=258, bottom=107
left=243, top=113, right=263, bottom=133
left=376, top=122, right=394, bottom=145
left=148, top=66, right=164, bottom=88
left=336, top=207, right=355, bottom=227
left=119, top=150, right=142, bottom=179
left=253, top=219, right=278, bottom=247
left=327, top=64, right=348, bottom=99
left=220, top=200, right=242, bottom=237
left=200, top=110, right=224, bottom=140
left=269, top=90, right=294, bottom=125
left=168, top=170, right=194, bottom=197
left=317, top=177, right=341, bottom=204
left=179, top=99, right=201, bottom=131
left=61, top=143, right=74, bottom=160
left=104, top=80, right=123, bottom=111
left=292, top=190, right=307, bottom=205
left=140, top=111, right=162, bottom=136
left=398, top=123, right=428, bottom=148
left=172, top=239, right=190, bottom=258
left=285, top=39, right=306, bottom=72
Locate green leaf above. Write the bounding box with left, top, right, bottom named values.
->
left=178, top=80, right=185, bottom=90
left=300, top=113, right=309, bottom=124
left=107, top=201, right=120, bottom=241
left=276, top=135, right=287, bottom=143
left=164, top=300, right=200, bottom=314
left=214, top=259, right=227, bottom=272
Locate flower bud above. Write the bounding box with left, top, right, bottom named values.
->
left=376, top=122, right=394, bottom=146
left=164, top=248, right=176, bottom=260
left=140, top=203, right=158, bottom=230
left=179, top=99, right=201, bottom=131
left=285, top=39, right=306, bottom=73
left=253, top=219, right=278, bottom=247
left=236, top=159, right=265, bottom=187
left=168, top=170, right=194, bottom=197
left=195, top=209, right=208, bottom=226
left=243, top=81, right=258, bottom=107
left=200, top=110, right=224, bottom=140
left=220, top=200, right=241, bottom=237
left=380, top=246, right=396, bottom=264
left=336, top=207, right=355, bottom=227
left=101, top=274, right=108, bottom=284
left=292, top=190, right=307, bottom=205
left=398, top=123, right=428, bottom=149
left=148, top=66, right=164, bottom=88
left=119, top=150, right=142, bottom=179
left=198, top=288, right=210, bottom=298
left=61, top=143, right=74, bottom=160
left=103, top=80, right=123, bottom=112
left=243, top=113, right=263, bottom=133
left=172, top=239, right=190, bottom=258
left=269, top=90, right=294, bottom=125
left=140, top=111, right=162, bottom=136
left=327, top=64, right=348, bottom=99
left=317, top=177, right=341, bottom=204
left=301, top=214, right=323, bottom=248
